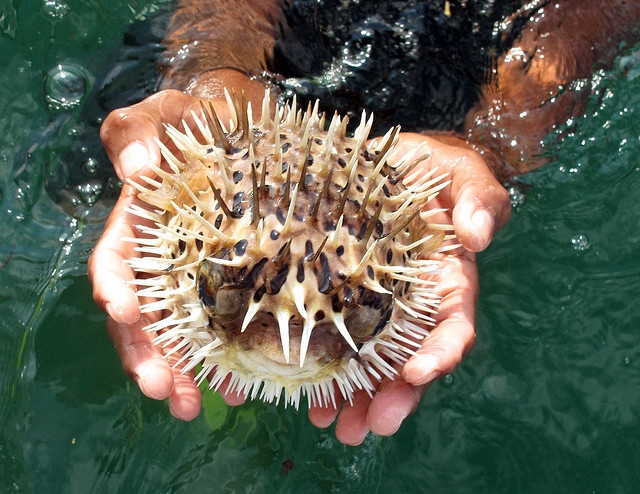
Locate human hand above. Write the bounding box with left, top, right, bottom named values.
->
left=89, top=75, right=267, bottom=419
left=307, top=132, right=511, bottom=445
left=89, top=89, right=207, bottom=419
left=89, top=88, right=510, bottom=441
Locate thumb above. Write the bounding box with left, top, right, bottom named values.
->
left=451, top=167, right=511, bottom=252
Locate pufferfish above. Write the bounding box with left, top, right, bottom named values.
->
left=126, top=90, right=454, bottom=409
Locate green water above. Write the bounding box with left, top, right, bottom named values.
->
left=1, top=1, right=640, bottom=492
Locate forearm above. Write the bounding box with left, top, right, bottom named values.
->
left=467, top=0, right=640, bottom=180
left=160, top=0, right=287, bottom=94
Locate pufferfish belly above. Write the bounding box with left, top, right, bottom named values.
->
left=125, top=89, right=454, bottom=409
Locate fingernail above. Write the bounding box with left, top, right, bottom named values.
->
left=119, top=142, right=149, bottom=179
left=405, top=354, right=442, bottom=385
left=470, top=208, right=494, bottom=251
left=135, top=359, right=174, bottom=400
left=421, top=368, right=442, bottom=385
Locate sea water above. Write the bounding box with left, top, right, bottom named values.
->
left=0, top=1, right=639, bottom=492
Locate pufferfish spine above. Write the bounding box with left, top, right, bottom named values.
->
left=126, top=89, right=455, bottom=409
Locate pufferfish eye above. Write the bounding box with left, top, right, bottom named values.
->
left=197, top=258, right=246, bottom=322
left=344, top=288, right=394, bottom=343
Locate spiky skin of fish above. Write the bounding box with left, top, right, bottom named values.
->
left=126, top=90, right=452, bottom=408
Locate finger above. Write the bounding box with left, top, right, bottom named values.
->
left=392, top=133, right=511, bottom=252
left=402, top=253, right=478, bottom=386
left=217, top=375, right=248, bottom=406
left=220, top=390, right=247, bottom=407
left=421, top=136, right=511, bottom=252
left=366, top=379, right=426, bottom=436
left=163, top=346, right=202, bottom=421
left=308, top=395, right=345, bottom=429
left=88, top=186, right=142, bottom=325
left=449, top=162, right=511, bottom=252
left=107, top=316, right=174, bottom=401
left=334, top=390, right=373, bottom=446
left=100, top=90, right=197, bottom=181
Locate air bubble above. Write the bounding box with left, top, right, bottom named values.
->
left=570, top=234, right=591, bottom=252
left=82, top=158, right=99, bottom=175
left=442, top=374, right=454, bottom=386
left=76, top=182, right=103, bottom=207
left=43, top=64, right=90, bottom=112
left=507, top=185, right=526, bottom=208
left=43, top=0, right=69, bottom=19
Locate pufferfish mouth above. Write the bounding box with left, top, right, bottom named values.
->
left=222, top=314, right=348, bottom=367
left=126, top=89, right=452, bottom=408
left=197, top=255, right=394, bottom=367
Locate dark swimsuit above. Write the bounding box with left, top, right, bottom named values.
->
left=270, top=0, right=527, bottom=134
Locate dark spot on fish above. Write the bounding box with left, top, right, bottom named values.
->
left=314, top=310, right=325, bottom=321
left=367, top=265, right=375, bottom=280
left=232, top=192, right=245, bottom=217
left=337, top=157, right=347, bottom=168
left=234, top=239, right=248, bottom=256
left=240, top=257, right=268, bottom=289
left=324, top=219, right=337, bottom=232
left=296, top=258, right=305, bottom=283
left=281, top=142, right=292, bottom=153
left=336, top=245, right=344, bottom=256
left=270, top=230, right=280, bottom=240
left=343, top=286, right=354, bottom=306
left=331, top=294, right=343, bottom=313
left=253, top=284, right=266, bottom=303
left=215, top=214, right=223, bottom=229
left=317, top=253, right=332, bottom=293
left=269, top=263, right=290, bottom=294
left=305, top=240, right=314, bottom=259
left=233, top=170, right=243, bottom=183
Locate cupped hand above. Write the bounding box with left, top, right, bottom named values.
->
left=89, top=84, right=259, bottom=420
left=89, top=86, right=511, bottom=442
left=307, top=133, right=511, bottom=445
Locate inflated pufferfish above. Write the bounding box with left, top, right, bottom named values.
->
left=126, top=90, right=453, bottom=409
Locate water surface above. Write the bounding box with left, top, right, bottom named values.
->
left=1, top=1, right=639, bottom=492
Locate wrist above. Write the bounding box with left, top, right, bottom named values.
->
left=420, top=131, right=517, bottom=183
left=184, top=68, right=278, bottom=122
